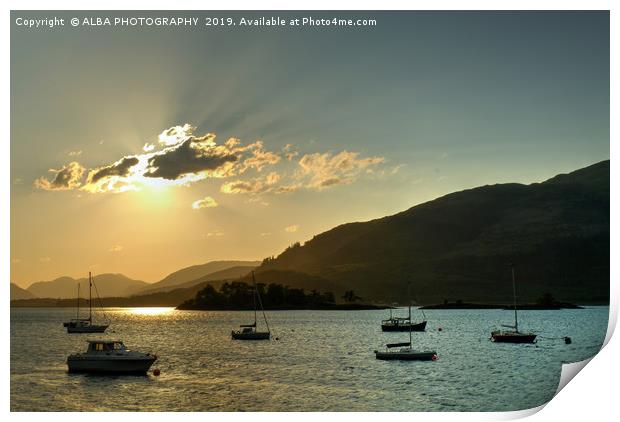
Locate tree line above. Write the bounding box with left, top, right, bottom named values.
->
left=177, top=281, right=337, bottom=310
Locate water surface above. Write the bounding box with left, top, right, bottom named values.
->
left=10, top=306, right=608, bottom=411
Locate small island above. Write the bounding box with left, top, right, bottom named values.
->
left=421, top=294, right=584, bottom=310
left=177, top=282, right=387, bottom=311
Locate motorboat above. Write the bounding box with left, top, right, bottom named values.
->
left=231, top=271, right=271, bottom=340
left=67, top=340, right=157, bottom=374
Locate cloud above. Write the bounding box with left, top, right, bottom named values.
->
left=220, top=171, right=281, bottom=194
left=145, top=135, right=238, bottom=180
left=297, top=150, right=385, bottom=189
left=285, top=224, right=299, bottom=233
left=109, top=245, right=123, bottom=253
left=192, top=196, right=219, bottom=209
left=283, top=144, right=299, bottom=161
left=238, top=141, right=281, bottom=172
left=204, top=231, right=224, bottom=238
left=34, top=162, right=85, bottom=191
left=81, top=156, right=140, bottom=193
left=35, top=126, right=276, bottom=193
left=260, top=232, right=271, bottom=237
left=220, top=150, right=385, bottom=196
left=158, top=123, right=194, bottom=146
left=35, top=124, right=388, bottom=197
left=39, top=256, right=51, bottom=263
left=68, top=150, right=82, bottom=157
left=247, top=197, right=270, bottom=206
left=88, top=156, right=140, bottom=184
left=11, top=258, right=21, bottom=264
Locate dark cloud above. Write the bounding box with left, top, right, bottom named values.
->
left=145, top=138, right=238, bottom=180
left=89, top=156, right=139, bottom=183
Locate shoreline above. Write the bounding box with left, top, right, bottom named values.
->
left=420, top=302, right=585, bottom=310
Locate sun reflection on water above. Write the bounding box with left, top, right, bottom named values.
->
left=124, top=307, right=175, bottom=316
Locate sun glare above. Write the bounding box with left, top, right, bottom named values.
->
left=126, top=307, right=175, bottom=316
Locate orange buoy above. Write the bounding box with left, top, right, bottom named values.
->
left=153, top=368, right=161, bottom=376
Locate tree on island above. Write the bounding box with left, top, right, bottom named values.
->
left=537, top=292, right=556, bottom=306
left=178, top=281, right=337, bottom=310
left=341, top=290, right=362, bottom=303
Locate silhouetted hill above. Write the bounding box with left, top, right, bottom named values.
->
left=11, top=283, right=36, bottom=300
left=258, top=161, right=610, bottom=304
left=137, top=260, right=261, bottom=294
left=26, top=273, right=148, bottom=298
left=13, top=281, right=211, bottom=308
left=141, top=265, right=258, bottom=294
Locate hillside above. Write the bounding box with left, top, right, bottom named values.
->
left=26, top=273, right=148, bottom=299
left=139, top=264, right=258, bottom=295
left=137, top=260, right=261, bottom=294
left=258, top=160, right=610, bottom=304
left=11, top=283, right=36, bottom=300
left=13, top=281, right=211, bottom=308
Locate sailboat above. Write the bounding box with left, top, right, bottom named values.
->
left=63, top=272, right=109, bottom=334
left=375, top=283, right=437, bottom=361
left=491, top=264, right=537, bottom=344
left=231, top=271, right=271, bottom=340
left=381, top=305, right=427, bottom=332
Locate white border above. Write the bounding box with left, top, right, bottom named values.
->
left=3, top=1, right=616, bottom=420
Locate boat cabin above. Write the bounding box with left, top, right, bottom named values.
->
left=86, top=340, right=126, bottom=353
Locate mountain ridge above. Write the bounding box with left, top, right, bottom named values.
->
left=256, top=160, right=609, bottom=304
left=26, top=273, right=148, bottom=299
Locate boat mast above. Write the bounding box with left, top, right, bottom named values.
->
left=252, top=272, right=257, bottom=327
left=511, top=264, right=518, bottom=332
left=76, top=283, right=80, bottom=319
left=253, top=271, right=270, bottom=334
left=89, top=272, right=92, bottom=323
left=408, top=282, right=412, bottom=346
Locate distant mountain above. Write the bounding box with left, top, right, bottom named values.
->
left=161, top=265, right=259, bottom=292
left=137, top=260, right=261, bottom=295
left=13, top=281, right=217, bottom=308
left=12, top=270, right=336, bottom=308
left=26, top=273, right=148, bottom=299
left=11, top=283, right=36, bottom=300
left=258, top=160, right=610, bottom=304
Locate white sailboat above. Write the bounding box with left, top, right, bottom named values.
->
left=63, top=272, right=109, bottom=333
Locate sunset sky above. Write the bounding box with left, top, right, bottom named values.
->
left=10, top=11, right=609, bottom=287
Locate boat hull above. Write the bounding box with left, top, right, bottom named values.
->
left=67, top=355, right=156, bottom=374
left=231, top=331, right=270, bottom=340
left=67, top=324, right=109, bottom=333
left=381, top=320, right=427, bottom=332
left=375, top=350, right=437, bottom=361
left=491, top=331, right=537, bottom=344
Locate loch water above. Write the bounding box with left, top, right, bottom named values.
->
left=10, top=306, right=608, bottom=411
